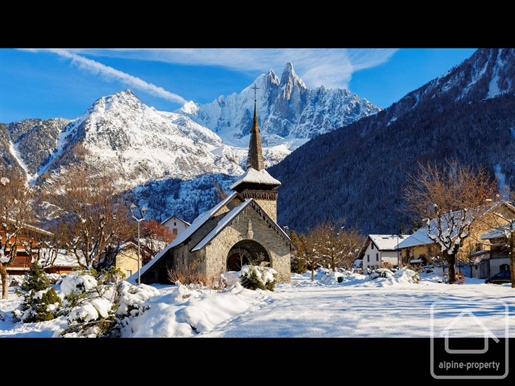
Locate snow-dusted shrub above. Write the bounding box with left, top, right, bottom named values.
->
left=240, top=265, right=277, bottom=291
left=115, top=281, right=158, bottom=319
left=398, top=268, right=420, bottom=283
left=95, top=266, right=126, bottom=285
left=59, top=270, right=160, bottom=338
left=58, top=271, right=113, bottom=337
left=368, top=268, right=395, bottom=280
left=46, top=273, right=64, bottom=284
left=167, top=259, right=207, bottom=288
left=319, top=270, right=346, bottom=285
left=60, top=270, right=99, bottom=309
left=217, top=271, right=241, bottom=289
left=368, top=267, right=420, bottom=283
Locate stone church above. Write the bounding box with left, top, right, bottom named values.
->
left=136, top=97, right=294, bottom=285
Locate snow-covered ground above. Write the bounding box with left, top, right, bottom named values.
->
left=0, top=267, right=513, bottom=338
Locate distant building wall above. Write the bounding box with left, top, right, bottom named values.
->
left=162, top=216, right=190, bottom=237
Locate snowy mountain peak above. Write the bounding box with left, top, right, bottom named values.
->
left=265, top=68, right=281, bottom=86
left=181, top=100, right=199, bottom=114
left=280, top=62, right=307, bottom=95
left=181, top=62, right=381, bottom=146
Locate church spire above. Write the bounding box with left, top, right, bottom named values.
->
left=247, top=85, right=264, bottom=171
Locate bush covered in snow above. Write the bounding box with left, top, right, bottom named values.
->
left=57, top=269, right=158, bottom=338
left=240, top=265, right=277, bottom=291
left=368, top=267, right=420, bottom=283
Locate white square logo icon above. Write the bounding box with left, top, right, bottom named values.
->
left=430, top=300, right=509, bottom=380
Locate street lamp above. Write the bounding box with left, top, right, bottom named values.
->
left=130, top=203, right=147, bottom=285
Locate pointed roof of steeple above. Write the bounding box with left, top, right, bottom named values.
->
left=247, top=87, right=264, bottom=171
left=231, top=86, right=280, bottom=192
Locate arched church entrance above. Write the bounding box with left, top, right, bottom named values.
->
left=226, top=240, right=270, bottom=271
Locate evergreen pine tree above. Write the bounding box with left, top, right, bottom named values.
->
left=14, top=263, right=62, bottom=323
left=20, top=262, right=50, bottom=292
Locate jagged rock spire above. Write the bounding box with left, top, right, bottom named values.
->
left=247, top=85, right=264, bottom=171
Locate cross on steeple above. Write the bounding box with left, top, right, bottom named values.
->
left=251, top=85, right=259, bottom=101
left=247, top=85, right=264, bottom=171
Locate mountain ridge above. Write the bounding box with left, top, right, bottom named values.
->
left=0, top=62, right=381, bottom=226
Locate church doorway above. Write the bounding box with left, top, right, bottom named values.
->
left=158, top=267, right=169, bottom=284
left=226, top=240, right=270, bottom=271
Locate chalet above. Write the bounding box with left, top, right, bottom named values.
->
left=395, top=201, right=515, bottom=278
left=114, top=241, right=153, bottom=279
left=479, top=227, right=512, bottom=278
left=130, top=96, right=294, bottom=285
left=161, top=215, right=190, bottom=237
left=394, top=228, right=440, bottom=267
left=358, top=234, right=410, bottom=271
left=1, top=221, right=53, bottom=276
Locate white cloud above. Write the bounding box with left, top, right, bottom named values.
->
left=38, top=49, right=189, bottom=105
left=57, top=48, right=399, bottom=90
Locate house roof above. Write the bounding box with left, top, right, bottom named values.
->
left=53, top=252, right=81, bottom=267
left=480, top=224, right=515, bottom=240
left=1, top=217, right=53, bottom=237
left=160, top=214, right=190, bottom=227
left=39, top=249, right=82, bottom=268
left=395, top=211, right=472, bottom=249
left=481, top=228, right=504, bottom=240
left=396, top=200, right=515, bottom=249
left=368, top=234, right=410, bottom=250
left=395, top=227, right=434, bottom=249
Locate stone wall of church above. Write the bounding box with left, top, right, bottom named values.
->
left=239, top=190, right=278, bottom=221
left=204, top=226, right=242, bottom=282
left=203, top=207, right=291, bottom=283
left=254, top=199, right=277, bottom=222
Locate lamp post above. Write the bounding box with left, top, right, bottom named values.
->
left=130, top=203, right=147, bottom=285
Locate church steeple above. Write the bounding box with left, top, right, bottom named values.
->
left=247, top=85, right=264, bottom=171
left=230, top=85, right=281, bottom=221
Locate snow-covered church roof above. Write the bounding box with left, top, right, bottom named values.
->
left=230, top=167, right=281, bottom=190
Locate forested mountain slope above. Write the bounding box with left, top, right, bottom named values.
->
left=270, top=48, right=515, bottom=235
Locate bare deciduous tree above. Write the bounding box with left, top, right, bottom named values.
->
left=140, top=219, right=176, bottom=265
left=41, top=164, right=133, bottom=270
left=306, top=220, right=366, bottom=272
left=0, top=169, right=44, bottom=299
left=292, top=220, right=366, bottom=280
left=295, top=231, right=325, bottom=282
left=403, top=159, right=497, bottom=284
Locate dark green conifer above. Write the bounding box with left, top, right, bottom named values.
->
left=14, top=263, right=62, bottom=323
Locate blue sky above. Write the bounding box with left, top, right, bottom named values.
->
left=0, top=48, right=477, bottom=123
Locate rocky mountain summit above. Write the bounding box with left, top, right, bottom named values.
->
left=180, top=62, right=381, bottom=145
